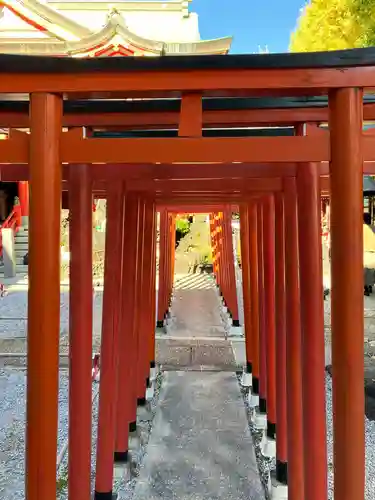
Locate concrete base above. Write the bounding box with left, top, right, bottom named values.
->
left=251, top=410, right=267, bottom=430
left=150, top=365, right=158, bottom=381
left=248, top=391, right=259, bottom=408
left=136, top=404, right=152, bottom=422
left=270, top=475, right=288, bottom=500
left=228, top=326, right=243, bottom=337
left=155, top=326, right=166, bottom=335
left=146, top=383, right=155, bottom=401
left=129, top=432, right=141, bottom=451
left=113, top=462, right=130, bottom=481
left=240, top=371, right=252, bottom=387
left=93, top=493, right=118, bottom=500
left=260, top=432, right=276, bottom=458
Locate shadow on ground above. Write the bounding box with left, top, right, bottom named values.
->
left=326, top=365, right=375, bottom=421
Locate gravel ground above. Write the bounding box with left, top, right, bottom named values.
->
left=116, top=372, right=164, bottom=500
left=237, top=378, right=272, bottom=500
left=56, top=383, right=100, bottom=500
left=0, top=288, right=104, bottom=353
left=0, top=367, right=163, bottom=500
left=0, top=369, right=70, bottom=500
left=235, top=258, right=375, bottom=499
left=325, top=373, right=375, bottom=500
left=238, top=372, right=375, bottom=500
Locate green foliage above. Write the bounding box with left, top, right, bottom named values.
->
left=175, top=218, right=190, bottom=236
left=56, top=466, right=68, bottom=497
left=290, top=0, right=375, bottom=52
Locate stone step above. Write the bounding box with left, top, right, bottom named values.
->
left=14, top=243, right=28, bottom=251
left=0, top=263, right=28, bottom=274
left=16, top=265, right=28, bottom=273
left=15, top=235, right=28, bottom=243
left=15, top=249, right=27, bottom=257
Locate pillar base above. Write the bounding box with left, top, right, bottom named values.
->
left=113, top=461, right=130, bottom=482
left=129, top=432, right=141, bottom=452
left=150, top=363, right=158, bottom=381
left=270, top=473, right=288, bottom=500
left=228, top=325, right=243, bottom=337
left=137, top=404, right=152, bottom=422
left=94, top=491, right=118, bottom=500
left=248, top=391, right=259, bottom=408
left=129, top=421, right=137, bottom=433
left=240, top=370, right=252, bottom=388
left=251, top=409, right=267, bottom=430
left=137, top=397, right=146, bottom=407
left=260, top=431, right=277, bottom=458
left=275, top=460, right=288, bottom=485
left=156, top=320, right=165, bottom=329
left=146, top=382, right=155, bottom=401
left=114, top=450, right=128, bottom=463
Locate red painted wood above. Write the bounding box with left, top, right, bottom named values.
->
left=95, top=183, right=125, bottom=495
left=263, top=194, right=277, bottom=426
left=68, top=164, right=93, bottom=500
left=257, top=202, right=267, bottom=404
left=284, top=177, right=304, bottom=500
left=274, top=192, right=288, bottom=466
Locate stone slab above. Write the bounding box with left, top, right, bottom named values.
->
left=191, top=345, right=235, bottom=367
left=156, top=345, right=191, bottom=366
left=129, top=371, right=264, bottom=500
left=231, top=339, right=246, bottom=366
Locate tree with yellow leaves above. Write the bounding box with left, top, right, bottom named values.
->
left=290, top=0, right=375, bottom=52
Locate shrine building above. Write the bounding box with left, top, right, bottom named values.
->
left=0, top=0, right=232, bottom=224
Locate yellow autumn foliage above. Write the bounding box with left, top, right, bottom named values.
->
left=290, top=0, right=375, bottom=52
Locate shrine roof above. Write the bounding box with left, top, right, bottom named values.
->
left=1, top=47, right=375, bottom=72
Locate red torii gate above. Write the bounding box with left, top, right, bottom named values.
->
left=0, top=50, right=369, bottom=500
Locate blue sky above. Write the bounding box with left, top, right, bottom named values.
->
left=192, top=0, right=306, bottom=54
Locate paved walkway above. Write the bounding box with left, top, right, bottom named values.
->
left=172, top=274, right=227, bottom=338
left=130, top=272, right=263, bottom=500
left=132, top=371, right=263, bottom=500
left=157, top=274, right=236, bottom=370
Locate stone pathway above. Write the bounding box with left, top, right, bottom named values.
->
left=157, top=274, right=236, bottom=370
left=172, top=274, right=227, bottom=337
left=131, top=371, right=263, bottom=500
left=128, top=269, right=263, bottom=500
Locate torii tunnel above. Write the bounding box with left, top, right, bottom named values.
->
left=0, top=49, right=373, bottom=500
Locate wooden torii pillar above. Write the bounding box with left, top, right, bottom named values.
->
left=274, top=192, right=288, bottom=489
left=26, top=92, right=62, bottom=500
left=157, top=209, right=168, bottom=328
left=239, top=204, right=253, bottom=384
left=68, top=163, right=93, bottom=500
left=95, top=183, right=125, bottom=499
left=115, top=192, right=141, bottom=461
left=329, top=88, right=364, bottom=500
left=284, top=177, right=304, bottom=500
left=222, top=207, right=240, bottom=327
